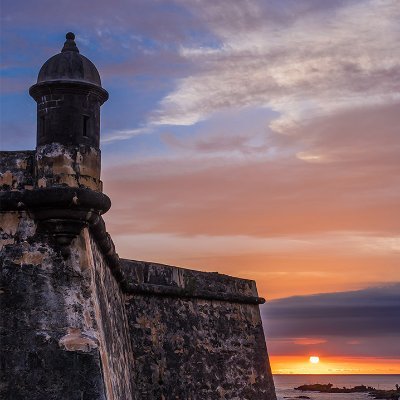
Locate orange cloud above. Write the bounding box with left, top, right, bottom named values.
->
left=104, top=101, right=400, bottom=239
left=293, top=338, right=327, bottom=346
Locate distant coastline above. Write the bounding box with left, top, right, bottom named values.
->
left=294, top=383, right=399, bottom=400
left=274, top=374, right=400, bottom=400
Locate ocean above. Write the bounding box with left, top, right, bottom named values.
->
left=273, top=374, right=400, bottom=400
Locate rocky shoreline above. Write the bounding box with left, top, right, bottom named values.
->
left=294, top=383, right=400, bottom=399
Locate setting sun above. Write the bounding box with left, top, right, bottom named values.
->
left=309, top=356, right=320, bottom=364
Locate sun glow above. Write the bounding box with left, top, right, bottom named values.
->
left=310, top=356, right=320, bottom=364
left=270, top=356, right=400, bottom=374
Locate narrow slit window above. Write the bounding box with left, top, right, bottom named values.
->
left=40, top=116, right=45, bottom=138
left=83, top=115, right=89, bottom=138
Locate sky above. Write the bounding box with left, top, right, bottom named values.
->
left=1, top=0, right=399, bottom=374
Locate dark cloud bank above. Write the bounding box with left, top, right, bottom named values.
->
left=262, top=284, right=400, bottom=357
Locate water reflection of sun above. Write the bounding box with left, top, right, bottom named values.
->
left=309, top=356, right=320, bottom=364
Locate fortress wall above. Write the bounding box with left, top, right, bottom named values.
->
left=0, top=151, right=35, bottom=191
left=1, top=151, right=108, bottom=399
left=0, top=151, right=130, bottom=400
left=1, top=150, right=276, bottom=400
left=0, top=213, right=107, bottom=400
left=121, top=260, right=276, bottom=400
left=85, top=229, right=136, bottom=400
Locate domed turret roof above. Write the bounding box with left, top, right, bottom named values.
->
left=37, top=32, right=102, bottom=87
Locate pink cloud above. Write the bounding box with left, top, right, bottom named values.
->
left=103, top=100, right=400, bottom=238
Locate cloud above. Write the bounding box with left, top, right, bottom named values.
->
left=263, top=283, right=400, bottom=337
left=1, top=0, right=205, bottom=44
left=292, top=338, right=327, bottom=345
left=153, top=0, right=400, bottom=129
left=262, top=284, right=400, bottom=356
left=101, top=127, right=149, bottom=143
left=103, top=100, right=400, bottom=238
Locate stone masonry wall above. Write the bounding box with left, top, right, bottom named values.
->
left=1, top=153, right=107, bottom=399
left=0, top=213, right=107, bottom=400
left=0, top=151, right=133, bottom=399
left=121, top=260, right=277, bottom=400
left=86, top=229, right=136, bottom=400
left=0, top=151, right=35, bottom=191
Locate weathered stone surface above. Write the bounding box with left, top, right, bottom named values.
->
left=0, top=151, right=35, bottom=191
left=0, top=215, right=107, bottom=400
left=123, top=259, right=276, bottom=400
left=87, top=230, right=136, bottom=400
left=35, top=143, right=102, bottom=191
left=120, top=259, right=265, bottom=304
left=1, top=144, right=102, bottom=191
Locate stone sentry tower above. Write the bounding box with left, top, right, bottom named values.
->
left=0, top=34, right=277, bottom=400
left=25, top=32, right=110, bottom=250
left=30, top=32, right=108, bottom=193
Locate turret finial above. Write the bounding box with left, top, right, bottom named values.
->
left=61, top=32, right=79, bottom=53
